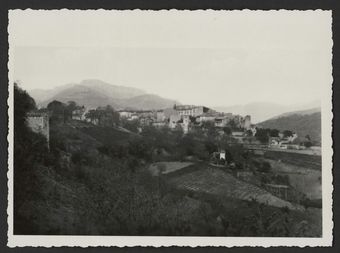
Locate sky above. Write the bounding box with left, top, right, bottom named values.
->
left=9, top=10, right=332, bottom=108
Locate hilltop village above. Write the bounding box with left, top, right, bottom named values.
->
left=27, top=100, right=318, bottom=154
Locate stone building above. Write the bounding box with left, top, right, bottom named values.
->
left=27, top=112, right=50, bottom=145
left=174, top=105, right=210, bottom=117
left=242, top=115, right=252, bottom=130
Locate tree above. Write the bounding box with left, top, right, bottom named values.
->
left=227, top=119, right=237, bottom=130
left=269, top=129, right=280, bottom=137
left=258, top=161, right=271, bottom=173
left=121, top=118, right=140, bottom=133
left=283, top=130, right=293, bottom=138
left=14, top=83, right=36, bottom=132
left=245, top=129, right=253, bottom=137
left=47, top=100, right=66, bottom=123
left=255, top=128, right=269, bottom=144
left=223, top=127, right=232, bottom=136
left=85, top=109, right=99, bottom=124
left=89, top=105, right=120, bottom=127
left=14, top=84, right=49, bottom=233
left=65, top=101, right=78, bottom=120
left=304, top=141, right=313, bottom=148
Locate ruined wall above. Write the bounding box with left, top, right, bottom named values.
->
left=27, top=113, right=50, bottom=144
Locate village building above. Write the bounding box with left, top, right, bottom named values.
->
left=72, top=106, right=86, bottom=121
left=128, top=114, right=139, bottom=121
left=174, top=105, right=211, bottom=117
left=119, top=111, right=133, bottom=118
left=242, top=115, right=252, bottom=130
left=286, top=133, right=298, bottom=143
left=269, top=137, right=281, bottom=147
left=197, top=114, right=216, bottom=123
left=156, top=111, right=166, bottom=122
left=152, top=121, right=167, bottom=128
left=214, top=116, right=232, bottom=128
left=179, top=115, right=191, bottom=134
left=27, top=111, right=50, bottom=146
left=140, top=116, right=154, bottom=126
left=169, top=113, right=181, bottom=129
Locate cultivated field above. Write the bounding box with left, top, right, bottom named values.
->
left=264, top=158, right=322, bottom=200
left=167, top=164, right=303, bottom=211
left=264, top=150, right=321, bottom=170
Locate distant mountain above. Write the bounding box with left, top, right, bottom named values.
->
left=30, top=83, right=77, bottom=104
left=213, top=100, right=321, bottom=123
left=119, top=94, right=178, bottom=110
left=257, top=108, right=321, bottom=144
left=78, top=79, right=145, bottom=99
left=30, top=79, right=145, bottom=104
left=271, top=107, right=321, bottom=119
left=31, top=79, right=178, bottom=110
left=40, top=84, right=119, bottom=109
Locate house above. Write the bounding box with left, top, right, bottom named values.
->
left=286, top=133, right=298, bottom=143
left=156, top=111, right=166, bottom=122
left=128, top=114, right=139, bottom=121
left=140, top=116, right=154, bottom=126
left=211, top=150, right=227, bottom=165
left=152, top=122, right=166, bottom=128
left=174, top=105, right=211, bottom=117
left=197, top=115, right=216, bottom=123
left=119, top=111, right=132, bottom=118
left=269, top=137, right=281, bottom=147
left=214, top=117, right=229, bottom=128
left=180, top=115, right=191, bottom=134
left=72, top=106, right=86, bottom=120
left=219, top=150, right=226, bottom=160
left=168, top=114, right=180, bottom=129
left=241, top=115, right=251, bottom=130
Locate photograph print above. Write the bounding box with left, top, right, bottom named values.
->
left=7, top=9, right=333, bottom=247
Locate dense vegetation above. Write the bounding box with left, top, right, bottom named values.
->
left=13, top=85, right=321, bottom=236
left=258, top=113, right=321, bottom=145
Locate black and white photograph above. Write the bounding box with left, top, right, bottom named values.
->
left=7, top=9, right=333, bottom=247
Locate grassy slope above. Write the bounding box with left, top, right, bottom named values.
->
left=19, top=121, right=321, bottom=236
left=258, top=112, right=321, bottom=144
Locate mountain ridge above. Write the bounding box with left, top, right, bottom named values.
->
left=31, top=79, right=178, bottom=110
left=213, top=100, right=321, bottom=123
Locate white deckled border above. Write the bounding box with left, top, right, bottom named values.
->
left=7, top=9, right=333, bottom=247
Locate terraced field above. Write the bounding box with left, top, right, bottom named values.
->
left=169, top=166, right=303, bottom=211
left=264, top=151, right=321, bottom=170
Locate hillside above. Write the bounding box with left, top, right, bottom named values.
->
left=257, top=111, right=321, bottom=144
left=31, top=79, right=178, bottom=110
left=214, top=100, right=320, bottom=123
left=271, top=107, right=321, bottom=119
left=119, top=94, right=178, bottom=110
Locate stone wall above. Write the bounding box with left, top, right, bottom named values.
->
left=27, top=112, right=50, bottom=145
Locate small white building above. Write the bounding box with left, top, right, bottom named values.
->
left=119, top=111, right=132, bottom=118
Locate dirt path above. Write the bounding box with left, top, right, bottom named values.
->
left=148, top=161, right=193, bottom=176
